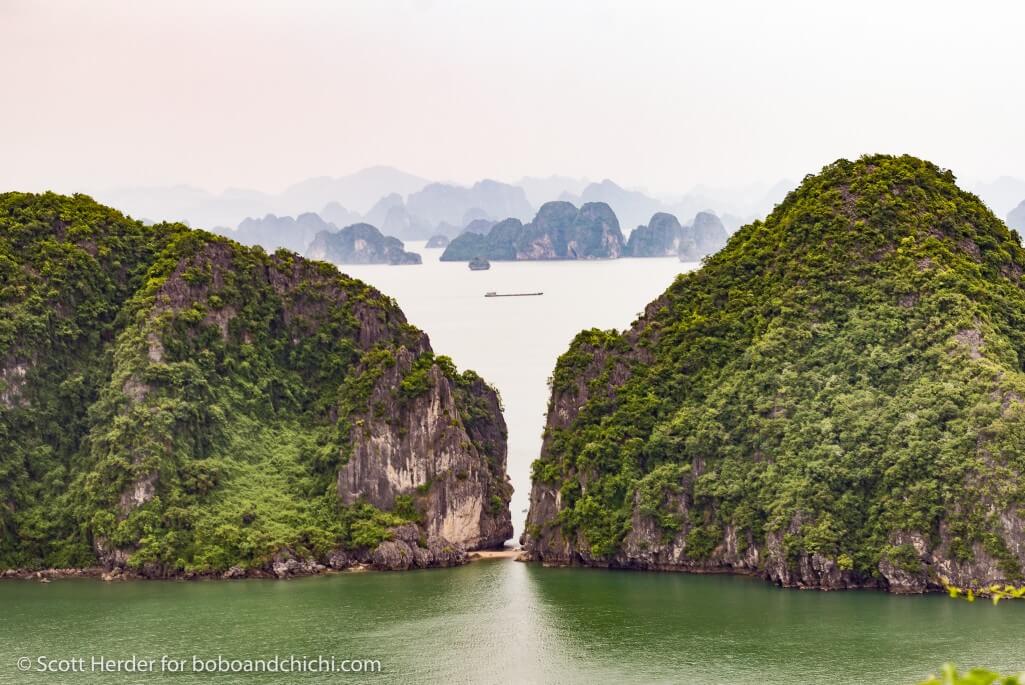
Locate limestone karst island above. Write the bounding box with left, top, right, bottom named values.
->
left=3, top=3, right=1025, bottom=684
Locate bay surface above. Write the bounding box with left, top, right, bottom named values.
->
left=1, top=561, right=1021, bottom=684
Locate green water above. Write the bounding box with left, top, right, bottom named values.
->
left=1, top=560, right=1021, bottom=684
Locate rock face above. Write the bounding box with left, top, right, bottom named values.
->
left=0, top=192, right=510, bottom=576
left=1008, top=200, right=1025, bottom=233
left=337, top=348, right=512, bottom=550
left=426, top=234, right=450, bottom=248
left=624, top=212, right=684, bottom=257
left=306, top=223, right=421, bottom=265
left=678, top=211, right=728, bottom=261
left=523, top=155, right=1025, bottom=593
left=441, top=201, right=625, bottom=261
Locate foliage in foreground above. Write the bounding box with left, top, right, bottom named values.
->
left=921, top=664, right=1023, bottom=685
left=942, top=578, right=1025, bottom=605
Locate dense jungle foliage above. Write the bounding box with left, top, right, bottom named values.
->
left=0, top=192, right=489, bottom=572
left=531, top=155, right=1025, bottom=579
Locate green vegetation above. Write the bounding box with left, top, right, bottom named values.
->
left=920, top=665, right=1023, bottom=685
left=529, top=156, right=1025, bottom=583
left=0, top=192, right=495, bottom=573
left=942, top=578, right=1025, bottom=605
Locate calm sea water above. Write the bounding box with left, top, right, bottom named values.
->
left=1, top=561, right=1022, bottom=684
left=2, top=247, right=1020, bottom=684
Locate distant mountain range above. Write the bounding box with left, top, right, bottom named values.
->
left=515, top=175, right=592, bottom=208
left=89, top=167, right=802, bottom=246
left=141, top=169, right=1025, bottom=262
left=440, top=202, right=729, bottom=263
left=307, top=223, right=421, bottom=265
left=226, top=200, right=729, bottom=267
left=1008, top=200, right=1025, bottom=233
left=441, top=201, right=625, bottom=261
left=561, top=178, right=797, bottom=235
left=92, top=168, right=1025, bottom=246
left=93, top=166, right=430, bottom=230
left=623, top=211, right=729, bottom=260
left=232, top=212, right=335, bottom=254
left=966, top=177, right=1025, bottom=234
left=972, top=177, right=1025, bottom=218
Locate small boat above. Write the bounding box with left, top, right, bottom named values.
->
left=468, top=256, right=491, bottom=271
left=484, top=291, right=544, bottom=298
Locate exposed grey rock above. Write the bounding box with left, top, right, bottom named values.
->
left=0, top=360, right=29, bottom=408
left=337, top=347, right=513, bottom=549
left=327, top=550, right=351, bottom=570
left=366, top=526, right=466, bottom=571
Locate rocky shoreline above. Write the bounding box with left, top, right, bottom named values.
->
left=1, top=545, right=961, bottom=596
left=2, top=526, right=515, bottom=582
left=518, top=555, right=942, bottom=594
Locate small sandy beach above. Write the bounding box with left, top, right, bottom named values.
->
left=469, top=548, right=522, bottom=561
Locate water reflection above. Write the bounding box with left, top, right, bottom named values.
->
left=1, top=563, right=1023, bottom=684
left=521, top=564, right=1025, bottom=684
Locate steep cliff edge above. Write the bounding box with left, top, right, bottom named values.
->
left=0, top=192, right=510, bottom=576
left=523, top=155, right=1025, bottom=593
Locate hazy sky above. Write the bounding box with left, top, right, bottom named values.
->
left=1, top=0, right=1023, bottom=195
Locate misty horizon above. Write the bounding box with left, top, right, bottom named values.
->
left=3, top=1, right=1024, bottom=206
